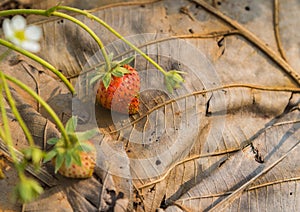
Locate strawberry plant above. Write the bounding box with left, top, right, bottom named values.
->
left=44, top=116, right=97, bottom=178
left=0, top=3, right=186, bottom=205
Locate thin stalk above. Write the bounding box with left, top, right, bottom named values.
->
left=0, top=71, right=35, bottom=147
left=57, top=6, right=168, bottom=75
left=0, top=82, right=19, bottom=168
left=0, top=38, right=74, bottom=94
left=3, top=74, right=70, bottom=146
left=0, top=9, right=111, bottom=74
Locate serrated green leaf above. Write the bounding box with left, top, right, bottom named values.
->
left=47, top=137, right=60, bottom=145
left=118, top=56, right=135, bottom=66
left=65, top=116, right=77, bottom=133
left=72, top=152, right=82, bottom=166
left=102, top=72, right=112, bottom=89
left=75, top=128, right=98, bottom=142
left=54, top=154, right=64, bottom=173
left=43, top=150, right=57, bottom=163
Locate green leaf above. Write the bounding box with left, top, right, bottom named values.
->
left=102, top=72, right=112, bottom=89
left=65, top=116, right=77, bottom=133
left=118, top=56, right=135, bottom=66
left=43, top=150, right=57, bottom=163
left=54, top=154, right=64, bottom=173
left=75, top=128, right=98, bottom=142
left=47, top=137, right=60, bottom=145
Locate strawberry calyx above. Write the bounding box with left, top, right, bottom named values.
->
left=164, top=70, right=186, bottom=93
left=90, top=54, right=135, bottom=89
left=44, top=116, right=97, bottom=174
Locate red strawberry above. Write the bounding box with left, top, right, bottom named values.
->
left=55, top=141, right=96, bottom=178
left=96, top=64, right=140, bottom=115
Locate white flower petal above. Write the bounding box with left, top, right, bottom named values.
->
left=3, top=19, right=14, bottom=38
left=25, top=25, right=42, bottom=41
left=21, top=41, right=41, bottom=53
left=10, top=37, right=22, bottom=46
left=11, top=15, right=26, bottom=31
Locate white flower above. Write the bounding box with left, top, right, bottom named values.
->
left=3, top=15, right=42, bottom=53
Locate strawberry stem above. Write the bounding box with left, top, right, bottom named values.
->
left=0, top=70, right=35, bottom=147
left=0, top=38, right=74, bottom=94
left=56, top=6, right=168, bottom=76
left=3, top=74, right=71, bottom=147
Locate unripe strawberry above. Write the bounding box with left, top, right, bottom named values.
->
left=55, top=141, right=96, bottom=178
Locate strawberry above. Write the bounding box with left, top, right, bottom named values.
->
left=91, top=55, right=140, bottom=115
left=44, top=116, right=98, bottom=179
left=54, top=141, right=96, bottom=178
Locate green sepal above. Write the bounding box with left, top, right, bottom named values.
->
left=54, top=153, right=64, bottom=173
left=65, top=116, right=77, bottom=133
left=15, top=176, right=43, bottom=203
left=31, top=148, right=44, bottom=166
left=76, top=142, right=94, bottom=152
left=72, top=152, right=82, bottom=166
left=75, top=128, right=98, bottom=142
left=22, top=146, right=44, bottom=170
left=118, top=56, right=135, bottom=66
left=89, top=73, right=103, bottom=86
left=111, top=66, right=131, bottom=77
left=47, top=137, right=60, bottom=145
left=164, top=70, right=185, bottom=93
left=64, top=151, right=73, bottom=168
left=43, top=149, right=57, bottom=163
left=102, top=72, right=112, bottom=89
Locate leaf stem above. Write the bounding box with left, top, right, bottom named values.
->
left=0, top=38, right=74, bottom=94
left=0, top=71, right=35, bottom=147
left=0, top=79, right=19, bottom=169
left=56, top=6, right=168, bottom=75
left=3, top=74, right=71, bottom=146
